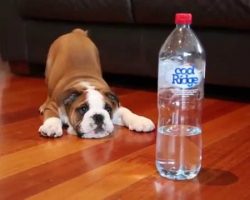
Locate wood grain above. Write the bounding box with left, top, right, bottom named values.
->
left=0, top=74, right=249, bottom=200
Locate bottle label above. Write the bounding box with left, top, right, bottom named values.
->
left=164, top=62, right=202, bottom=89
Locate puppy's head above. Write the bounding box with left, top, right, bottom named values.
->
left=62, top=88, right=119, bottom=139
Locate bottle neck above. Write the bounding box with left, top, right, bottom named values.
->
left=176, top=24, right=191, bottom=29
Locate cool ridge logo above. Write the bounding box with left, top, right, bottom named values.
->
left=160, top=60, right=201, bottom=89
left=172, top=65, right=200, bottom=88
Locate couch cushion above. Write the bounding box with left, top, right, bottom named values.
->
left=132, top=0, right=250, bottom=30
left=18, top=0, right=134, bottom=23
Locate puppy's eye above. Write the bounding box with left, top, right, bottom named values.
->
left=78, top=104, right=89, bottom=115
left=105, top=104, right=112, bottom=115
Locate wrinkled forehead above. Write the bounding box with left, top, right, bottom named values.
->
left=86, top=88, right=105, bottom=109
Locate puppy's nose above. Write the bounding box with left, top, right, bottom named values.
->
left=93, top=114, right=104, bottom=125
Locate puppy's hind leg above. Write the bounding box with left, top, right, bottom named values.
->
left=39, top=99, right=63, bottom=138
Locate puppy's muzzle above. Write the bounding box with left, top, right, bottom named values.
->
left=92, top=114, right=104, bottom=126
left=76, top=113, right=108, bottom=138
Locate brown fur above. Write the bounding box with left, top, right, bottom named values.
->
left=40, top=29, right=116, bottom=124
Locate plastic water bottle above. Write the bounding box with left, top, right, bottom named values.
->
left=156, top=13, right=206, bottom=180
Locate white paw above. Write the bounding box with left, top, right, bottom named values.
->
left=39, top=117, right=63, bottom=138
left=127, top=116, right=155, bottom=132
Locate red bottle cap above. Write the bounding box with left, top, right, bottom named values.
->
left=175, top=13, right=192, bottom=24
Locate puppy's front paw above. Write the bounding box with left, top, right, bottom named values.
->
left=39, top=117, right=63, bottom=138
left=128, top=116, right=155, bottom=132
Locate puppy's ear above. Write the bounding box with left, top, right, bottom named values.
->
left=62, top=90, right=82, bottom=106
left=105, top=92, right=120, bottom=108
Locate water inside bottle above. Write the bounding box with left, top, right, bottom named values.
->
left=156, top=125, right=202, bottom=180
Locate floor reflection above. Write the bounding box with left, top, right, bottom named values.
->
left=154, top=176, right=201, bottom=200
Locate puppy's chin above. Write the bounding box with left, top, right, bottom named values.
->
left=76, top=123, right=113, bottom=138
left=76, top=123, right=114, bottom=139
left=77, top=130, right=111, bottom=139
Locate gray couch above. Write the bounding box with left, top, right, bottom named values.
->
left=1, top=0, right=250, bottom=87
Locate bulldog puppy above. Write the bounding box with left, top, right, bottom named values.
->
left=39, top=29, right=155, bottom=138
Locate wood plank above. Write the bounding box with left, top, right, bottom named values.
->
left=203, top=105, right=250, bottom=146
left=201, top=157, right=250, bottom=200
left=202, top=98, right=246, bottom=123
left=0, top=137, right=106, bottom=179
left=0, top=118, right=45, bottom=156
left=26, top=145, right=156, bottom=200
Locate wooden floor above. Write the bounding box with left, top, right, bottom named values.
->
left=0, top=71, right=249, bottom=200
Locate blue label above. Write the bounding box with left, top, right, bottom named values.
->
left=159, top=60, right=202, bottom=89
left=162, top=63, right=201, bottom=89
left=172, top=66, right=199, bottom=88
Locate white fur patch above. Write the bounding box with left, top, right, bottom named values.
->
left=67, top=126, right=77, bottom=135
left=87, top=88, right=104, bottom=109
left=113, top=107, right=155, bottom=132
left=39, top=117, right=63, bottom=137
left=58, top=107, right=77, bottom=136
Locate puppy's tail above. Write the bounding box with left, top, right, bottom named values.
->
left=72, top=28, right=88, bottom=36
